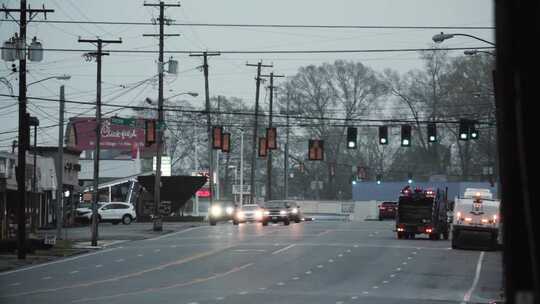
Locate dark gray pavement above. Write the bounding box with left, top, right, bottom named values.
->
left=0, top=220, right=503, bottom=304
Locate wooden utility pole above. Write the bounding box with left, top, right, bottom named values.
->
left=246, top=62, right=272, bottom=203
left=143, top=1, right=180, bottom=231
left=1, top=0, right=54, bottom=260
left=261, top=73, right=284, bottom=201
left=190, top=52, right=221, bottom=207
left=78, top=38, right=122, bottom=246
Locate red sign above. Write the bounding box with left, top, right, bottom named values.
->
left=196, top=188, right=211, bottom=197
left=66, top=117, right=156, bottom=152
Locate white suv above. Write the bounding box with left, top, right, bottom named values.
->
left=77, top=202, right=136, bottom=225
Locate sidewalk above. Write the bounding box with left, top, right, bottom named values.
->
left=0, top=222, right=203, bottom=273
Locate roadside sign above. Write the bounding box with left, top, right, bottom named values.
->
left=111, top=117, right=136, bottom=127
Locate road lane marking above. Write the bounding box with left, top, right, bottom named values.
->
left=238, top=291, right=248, bottom=295
left=216, top=297, right=224, bottom=300
left=462, top=251, right=485, bottom=303
left=338, top=254, right=343, bottom=257
left=336, top=301, right=344, bottom=304
left=187, top=302, right=198, bottom=304
left=258, top=287, right=267, bottom=290
left=372, top=286, right=379, bottom=289
left=272, top=244, right=296, bottom=255
left=3, top=246, right=236, bottom=299
left=396, top=267, right=402, bottom=271
left=277, top=282, right=285, bottom=286
left=407, top=256, right=412, bottom=260
left=390, top=274, right=396, bottom=278
left=95, top=264, right=103, bottom=268
left=362, top=291, right=369, bottom=295
left=71, top=263, right=253, bottom=303
left=42, top=276, right=52, bottom=280
left=232, top=249, right=266, bottom=253
left=351, top=296, right=358, bottom=300
left=9, top=282, right=20, bottom=286
left=153, top=249, right=160, bottom=253
left=382, top=280, right=389, bottom=284
left=317, top=230, right=331, bottom=236
left=146, top=226, right=206, bottom=241
left=292, top=277, right=300, bottom=280
left=0, top=247, right=119, bottom=276
left=354, top=245, right=359, bottom=248
left=412, top=251, right=417, bottom=255
left=402, top=262, right=407, bottom=265
left=328, top=259, right=334, bottom=263
left=346, top=249, right=351, bottom=253
left=70, top=270, right=79, bottom=274
left=317, top=264, right=324, bottom=268
left=306, top=271, right=312, bottom=274
left=115, top=259, right=125, bottom=263
left=137, top=254, right=143, bottom=257
left=369, top=234, right=374, bottom=237
left=170, top=245, right=177, bottom=248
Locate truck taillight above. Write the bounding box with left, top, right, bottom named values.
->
left=426, top=228, right=433, bottom=233
left=481, top=218, right=489, bottom=224
left=465, top=217, right=473, bottom=222
left=493, top=214, right=498, bottom=222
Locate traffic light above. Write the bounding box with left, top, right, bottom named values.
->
left=376, top=174, right=382, bottom=185
left=401, top=125, right=411, bottom=147
left=145, top=119, right=156, bottom=147
left=346, top=127, right=357, bottom=149
left=258, top=137, right=267, bottom=158
left=266, top=127, right=277, bottom=149
left=459, top=119, right=469, bottom=141
left=407, top=172, right=413, bottom=184
left=470, top=122, right=479, bottom=140
left=427, top=123, right=437, bottom=143
left=212, top=126, right=223, bottom=149
left=308, top=139, right=324, bottom=161
left=221, top=133, right=231, bottom=153
left=379, top=126, right=388, bottom=145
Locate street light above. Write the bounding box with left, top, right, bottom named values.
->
left=432, top=32, right=496, bottom=46
left=28, top=74, right=71, bottom=87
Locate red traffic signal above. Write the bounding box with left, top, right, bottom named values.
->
left=308, top=139, right=324, bottom=161
left=221, top=133, right=231, bottom=153
left=212, top=126, right=223, bottom=149
left=258, top=137, right=267, bottom=158
left=266, top=127, right=277, bottom=150
left=145, top=119, right=156, bottom=147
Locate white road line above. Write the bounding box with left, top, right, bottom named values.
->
left=317, top=264, right=324, bottom=268
left=338, top=254, right=343, bottom=257
left=170, top=245, right=177, bottom=248
left=146, top=226, right=205, bottom=241
left=95, top=264, right=103, bottom=268
left=115, top=259, right=125, bottom=263
left=216, top=297, right=224, bottom=300
left=382, top=280, right=389, bottom=284
left=328, top=259, right=334, bottom=263
left=9, top=282, right=20, bottom=286
left=232, top=249, right=266, bottom=253
left=396, top=267, right=402, bottom=271
left=336, top=301, right=344, bottom=304
left=137, top=254, right=144, bottom=257
left=354, top=244, right=359, bottom=248
left=154, top=249, right=161, bottom=253
left=412, top=251, right=417, bottom=255
left=238, top=291, right=248, bottom=295
left=407, top=256, right=412, bottom=260
left=351, top=296, right=358, bottom=300
left=362, top=291, right=369, bottom=295
left=372, top=286, right=379, bottom=289
left=42, top=276, right=52, bottom=280
left=292, top=277, right=300, bottom=280
left=0, top=247, right=119, bottom=276
left=70, top=270, right=79, bottom=274
left=272, top=244, right=296, bottom=255
left=462, top=251, right=485, bottom=303
left=390, top=274, right=396, bottom=278
left=258, top=287, right=267, bottom=290
left=402, top=262, right=407, bottom=265
left=346, top=249, right=351, bottom=253
left=277, top=282, right=285, bottom=286
left=306, top=271, right=312, bottom=274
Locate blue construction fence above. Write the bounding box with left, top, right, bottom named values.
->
left=352, top=181, right=498, bottom=202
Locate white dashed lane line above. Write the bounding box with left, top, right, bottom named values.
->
left=115, top=259, right=125, bottom=263
left=292, top=277, right=300, bottom=280
left=277, top=282, right=285, bottom=286
left=402, top=262, right=408, bottom=265
left=396, top=267, right=402, bottom=271
left=238, top=291, right=248, bottom=295
left=95, top=264, right=103, bottom=268
left=382, top=280, right=389, bottom=284
left=258, top=287, right=267, bottom=291
left=407, top=256, right=413, bottom=260
left=8, top=282, right=20, bottom=286
left=372, top=286, right=379, bottom=289
left=153, top=249, right=161, bottom=253
left=362, top=291, right=369, bottom=295
left=351, top=296, right=358, bottom=300
left=216, top=297, right=224, bottom=301
left=317, top=264, right=324, bottom=268
left=305, top=270, right=312, bottom=275
left=69, top=270, right=79, bottom=274
left=390, top=274, right=396, bottom=278
left=137, top=254, right=143, bottom=257
left=41, top=276, right=52, bottom=280
left=328, top=259, right=334, bottom=263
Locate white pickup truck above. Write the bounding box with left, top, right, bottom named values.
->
left=451, top=188, right=501, bottom=249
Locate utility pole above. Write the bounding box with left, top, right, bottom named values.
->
left=1, top=0, right=54, bottom=260
left=246, top=62, right=273, bottom=204
left=143, top=1, right=180, bottom=232
left=284, top=92, right=291, bottom=200
left=190, top=52, right=221, bottom=208
left=239, top=130, right=244, bottom=206
left=56, top=85, right=65, bottom=240
left=78, top=38, right=122, bottom=246
left=29, top=116, right=39, bottom=234
left=261, top=73, right=284, bottom=201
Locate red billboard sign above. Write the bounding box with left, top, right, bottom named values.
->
left=66, top=117, right=156, bottom=153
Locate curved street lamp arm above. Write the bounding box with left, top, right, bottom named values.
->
left=453, top=33, right=496, bottom=46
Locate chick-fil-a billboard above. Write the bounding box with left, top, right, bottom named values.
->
left=66, top=117, right=157, bottom=154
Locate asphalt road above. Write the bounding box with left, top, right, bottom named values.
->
left=0, top=220, right=503, bottom=304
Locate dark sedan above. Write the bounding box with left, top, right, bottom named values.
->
left=378, top=201, right=398, bottom=220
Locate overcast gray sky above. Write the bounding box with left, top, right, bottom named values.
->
left=0, top=0, right=494, bottom=148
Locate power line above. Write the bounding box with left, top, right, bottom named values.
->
left=0, top=46, right=495, bottom=55
left=0, top=93, right=493, bottom=125
left=11, top=19, right=495, bottom=30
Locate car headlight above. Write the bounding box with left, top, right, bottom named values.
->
left=291, top=208, right=298, bottom=214
left=264, top=210, right=270, bottom=215
left=255, top=210, right=263, bottom=219
left=210, top=205, right=222, bottom=217
left=236, top=211, right=245, bottom=219
left=280, top=210, right=287, bottom=216
left=225, top=206, right=234, bottom=215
